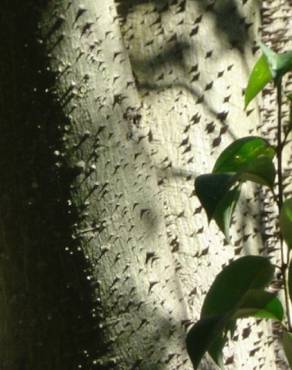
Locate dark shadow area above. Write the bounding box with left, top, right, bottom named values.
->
left=132, top=42, right=192, bottom=76
left=115, top=0, right=251, bottom=140
left=195, top=0, right=250, bottom=52
left=116, top=0, right=249, bottom=52
left=0, top=1, right=104, bottom=369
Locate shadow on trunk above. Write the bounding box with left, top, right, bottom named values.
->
left=116, top=0, right=249, bottom=52
left=0, top=1, right=104, bottom=369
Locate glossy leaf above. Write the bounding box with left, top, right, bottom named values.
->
left=187, top=314, right=232, bottom=369
left=195, top=174, right=236, bottom=221
left=244, top=54, right=272, bottom=108
left=187, top=256, right=276, bottom=369
left=201, top=256, right=274, bottom=318
left=260, top=44, right=292, bottom=79
left=207, top=334, right=226, bottom=369
left=213, top=137, right=274, bottom=173
left=239, top=157, right=275, bottom=187
left=245, top=45, right=292, bottom=108
left=288, top=260, right=292, bottom=305
left=186, top=316, right=226, bottom=369
left=274, top=51, right=292, bottom=79
left=233, top=290, right=283, bottom=321
left=195, top=174, right=240, bottom=239
left=283, top=331, right=292, bottom=368
left=213, top=185, right=241, bottom=242
left=213, top=136, right=275, bottom=187
left=202, top=256, right=274, bottom=365
left=280, top=198, right=292, bottom=249
left=260, top=43, right=278, bottom=78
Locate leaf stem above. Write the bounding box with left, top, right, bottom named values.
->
left=277, top=80, right=283, bottom=211
left=276, top=79, right=292, bottom=331
left=281, top=128, right=291, bottom=150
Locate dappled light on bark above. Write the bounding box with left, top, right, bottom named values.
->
left=0, top=0, right=291, bottom=369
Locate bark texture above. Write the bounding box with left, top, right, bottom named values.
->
left=0, top=0, right=290, bottom=369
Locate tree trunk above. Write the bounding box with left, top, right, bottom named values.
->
left=0, top=0, right=290, bottom=369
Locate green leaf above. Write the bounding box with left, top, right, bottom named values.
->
left=195, top=174, right=236, bottom=221
left=201, top=256, right=274, bottom=318
left=195, top=174, right=240, bottom=239
left=288, top=260, right=292, bottom=305
left=276, top=51, right=292, bottom=77
left=202, top=256, right=274, bottom=365
left=239, top=157, right=275, bottom=187
left=280, top=198, right=292, bottom=249
left=233, top=290, right=283, bottom=321
left=245, top=45, right=292, bottom=108
left=260, top=43, right=278, bottom=78
left=186, top=256, right=276, bottom=369
left=207, top=334, right=226, bottom=369
left=213, top=185, right=241, bottom=242
left=196, top=137, right=276, bottom=238
left=260, top=44, right=292, bottom=80
left=283, top=331, right=292, bottom=368
left=213, top=136, right=276, bottom=187
left=244, top=54, right=273, bottom=108
left=186, top=315, right=226, bottom=370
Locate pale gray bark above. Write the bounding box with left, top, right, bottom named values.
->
left=0, top=0, right=290, bottom=369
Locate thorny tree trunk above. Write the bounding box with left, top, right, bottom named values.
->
left=0, top=0, right=291, bottom=369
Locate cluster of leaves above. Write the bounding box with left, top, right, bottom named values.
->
left=187, top=44, right=292, bottom=369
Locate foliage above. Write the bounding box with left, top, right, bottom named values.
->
left=187, top=44, right=292, bottom=368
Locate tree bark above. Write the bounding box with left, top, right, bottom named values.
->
left=0, top=0, right=290, bottom=369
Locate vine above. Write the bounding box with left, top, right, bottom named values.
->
left=186, top=44, right=292, bottom=368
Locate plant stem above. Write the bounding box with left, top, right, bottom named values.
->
left=276, top=79, right=292, bottom=331
left=277, top=80, right=283, bottom=211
